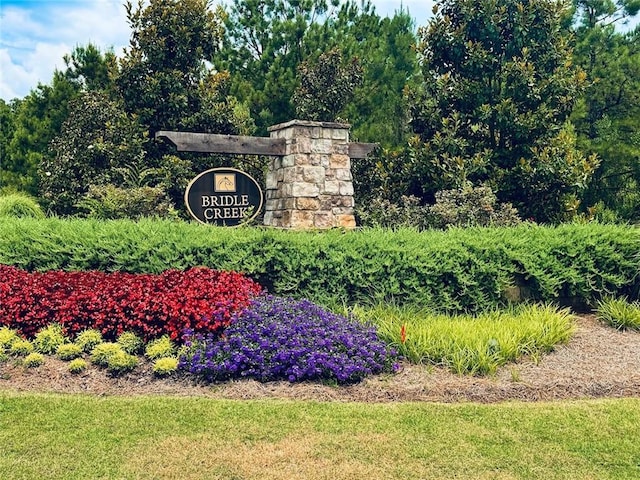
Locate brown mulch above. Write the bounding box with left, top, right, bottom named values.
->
left=1, top=315, right=639, bottom=403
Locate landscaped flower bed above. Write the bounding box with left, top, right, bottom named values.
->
left=179, top=295, right=398, bottom=384
left=0, top=265, right=398, bottom=384
left=0, top=265, right=262, bottom=340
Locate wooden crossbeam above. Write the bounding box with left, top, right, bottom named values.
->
left=156, top=131, right=377, bottom=158
left=156, top=131, right=286, bottom=156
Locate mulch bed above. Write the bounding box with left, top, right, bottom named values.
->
left=2, top=315, right=639, bottom=403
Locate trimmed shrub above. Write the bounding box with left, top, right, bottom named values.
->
left=23, top=352, right=45, bottom=368
left=0, top=193, right=45, bottom=219
left=90, top=343, right=124, bottom=367
left=0, top=326, right=18, bottom=350
left=117, top=332, right=144, bottom=355
left=106, top=351, right=138, bottom=375
left=75, top=329, right=104, bottom=353
left=10, top=339, right=34, bottom=356
left=428, top=183, right=522, bottom=229
left=0, top=265, right=261, bottom=340
left=34, top=324, right=67, bottom=354
left=56, top=343, right=83, bottom=361
left=145, top=336, right=175, bottom=360
left=153, top=357, right=179, bottom=377
left=77, top=184, right=177, bottom=220
left=596, top=297, right=640, bottom=331
left=179, top=295, right=397, bottom=384
left=356, top=195, right=430, bottom=230
left=68, top=358, right=88, bottom=374
left=1, top=218, right=638, bottom=312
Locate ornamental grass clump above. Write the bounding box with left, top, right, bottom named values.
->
left=75, top=329, right=103, bottom=353
left=179, top=295, right=397, bottom=384
left=56, top=343, right=82, bottom=361
left=145, top=335, right=175, bottom=360
left=117, top=332, right=144, bottom=354
left=596, top=296, right=640, bottom=331
left=34, top=323, right=67, bottom=354
left=68, top=358, right=88, bottom=374
left=360, top=303, right=574, bottom=375
left=23, top=352, right=44, bottom=368
left=0, top=326, right=18, bottom=350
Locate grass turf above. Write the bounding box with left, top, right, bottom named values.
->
left=1, top=392, right=638, bottom=479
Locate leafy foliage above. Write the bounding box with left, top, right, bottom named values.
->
left=355, top=195, right=430, bottom=230
left=428, top=183, right=521, bottom=229
left=357, top=303, right=574, bottom=375
left=10, top=339, right=34, bottom=357
left=76, top=184, right=177, bottom=220
left=571, top=2, right=640, bottom=220
left=596, top=296, right=640, bottom=330
left=23, top=352, right=45, bottom=368
left=68, top=358, right=88, bottom=374
left=56, top=343, right=83, bottom=361
left=90, top=343, right=124, bottom=367
left=409, top=0, right=597, bottom=222
left=75, top=329, right=104, bottom=353
left=40, top=92, right=147, bottom=215
left=145, top=336, right=176, bottom=360
left=1, top=218, right=638, bottom=312
left=152, top=357, right=179, bottom=377
left=0, top=265, right=262, bottom=340
left=0, top=326, right=19, bottom=350
left=1, top=45, right=115, bottom=196
left=118, top=0, right=251, bottom=136
left=293, top=48, right=363, bottom=122
left=179, top=295, right=397, bottom=383
left=33, top=324, right=67, bottom=355
left=218, top=0, right=417, bottom=143
left=117, top=332, right=144, bottom=355
left=0, top=193, right=44, bottom=219
left=106, top=351, right=138, bottom=376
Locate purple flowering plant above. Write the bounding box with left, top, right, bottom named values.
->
left=178, top=295, right=398, bottom=384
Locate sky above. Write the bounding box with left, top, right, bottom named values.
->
left=0, top=0, right=435, bottom=102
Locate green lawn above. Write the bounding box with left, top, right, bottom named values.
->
left=1, top=392, right=638, bottom=479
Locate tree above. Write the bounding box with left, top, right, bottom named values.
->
left=409, top=0, right=598, bottom=222
left=571, top=1, right=640, bottom=219
left=336, top=7, right=419, bottom=145
left=117, top=0, right=252, bottom=136
left=40, top=92, right=147, bottom=215
left=2, top=76, right=78, bottom=195
left=293, top=48, right=363, bottom=121
left=1, top=44, right=117, bottom=196
left=217, top=0, right=418, bottom=144
left=115, top=0, right=255, bottom=212
left=0, top=99, right=16, bottom=192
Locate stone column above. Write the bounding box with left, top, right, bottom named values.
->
left=263, top=120, right=356, bottom=229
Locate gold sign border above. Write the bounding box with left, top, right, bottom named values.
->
left=184, top=167, right=264, bottom=227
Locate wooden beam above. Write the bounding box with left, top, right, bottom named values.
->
left=349, top=142, right=378, bottom=159
left=157, top=130, right=377, bottom=159
left=156, top=131, right=286, bottom=156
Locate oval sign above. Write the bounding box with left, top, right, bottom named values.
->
left=184, top=167, right=264, bottom=226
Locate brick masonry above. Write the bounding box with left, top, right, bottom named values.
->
left=264, top=120, right=356, bottom=229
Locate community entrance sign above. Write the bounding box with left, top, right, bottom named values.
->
left=157, top=120, right=376, bottom=229
left=184, top=167, right=263, bottom=226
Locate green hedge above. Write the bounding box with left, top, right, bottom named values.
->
left=1, top=218, right=638, bottom=312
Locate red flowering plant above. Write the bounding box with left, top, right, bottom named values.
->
left=0, top=265, right=262, bottom=341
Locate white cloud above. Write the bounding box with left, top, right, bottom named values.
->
left=0, top=0, right=130, bottom=101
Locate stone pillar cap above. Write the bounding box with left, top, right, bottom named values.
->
left=268, top=119, right=351, bottom=132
